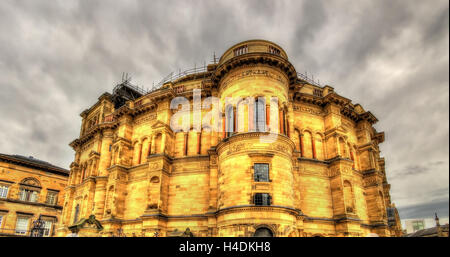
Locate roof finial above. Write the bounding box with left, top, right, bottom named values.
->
left=435, top=212, right=440, bottom=227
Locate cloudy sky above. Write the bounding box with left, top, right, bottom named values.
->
left=0, top=0, right=448, bottom=222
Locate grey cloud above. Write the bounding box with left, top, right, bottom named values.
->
left=398, top=198, right=449, bottom=219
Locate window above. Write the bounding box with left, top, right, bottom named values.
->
left=19, top=188, right=39, bottom=202
left=226, top=105, right=234, bottom=137
left=254, top=98, right=266, bottom=132
left=254, top=193, right=271, bottom=206
left=42, top=220, right=53, bottom=237
left=0, top=185, right=9, bottom=198
left=15, top=217, right=29, bottom=235
left=234, top=45, right=248, bottom=56
left=0, top=215, right=3, bottom=228
left=412, top=221, right=424, bottom=232
left=46, top=191, right=58, bottom=205
left=254, top=163, right=269, bottom=182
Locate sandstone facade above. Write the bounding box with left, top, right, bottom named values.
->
left=57, top=40, right=402, bottom=237
left=0, top=154, right=69, bottom=236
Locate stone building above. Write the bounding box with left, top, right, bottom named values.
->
left=405, top=214, right=449, bottom=237
left=57, top=40, right=402, bottom=237
left=0, top=153, right=69, bottom=236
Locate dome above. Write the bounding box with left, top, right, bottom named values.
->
left=218, top=39, right=288, bottom=65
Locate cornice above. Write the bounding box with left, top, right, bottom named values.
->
left=0, top=154, right=69, bottom=176
left=216, top=205, right=303, bottom=216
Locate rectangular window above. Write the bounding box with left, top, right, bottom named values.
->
left=46, top=191, right=58, bottom=205
left=254, top=98, right=266, bottom=132
left=412, top=221, right=424, bottom=231
left=19, top=189, right=39, bottom=202
left=254, top=193, right=271, bottom=206
left=15, top=217, right=29, bottom=235
left=0, top=215, right=3, bottom=228
left=254, top=163, right=270, bottom=182
left=43, top=220, right=53, bottom=237
left=0, top=185, right=9, bottom=198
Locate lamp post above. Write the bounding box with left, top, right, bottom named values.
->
left=30, top=214, right=45, bottom=237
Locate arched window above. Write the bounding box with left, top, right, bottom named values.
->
left=254, top=97, right=266, bottom=132
left=315, top=134, right=325, bottom=160
left=141, top=138, right=150, bottom=164
left=237, top=99, right=248, bottom=133
left=254, top=227, right=273, bottom=237
left=226, top=105, right=234, bottom=137
left=19, top=178, right=41, bottom=203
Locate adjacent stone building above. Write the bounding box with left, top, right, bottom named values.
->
left=57, top=40, right=402, bottom=237
left=0, top=153, right=69, bottom=236
left=405, top=214, right=449, bottom=237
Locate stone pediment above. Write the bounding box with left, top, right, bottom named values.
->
left=69, top=215, right=103, bottom=233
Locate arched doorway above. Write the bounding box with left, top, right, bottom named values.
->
left=254, top=227, right=273, bottom=237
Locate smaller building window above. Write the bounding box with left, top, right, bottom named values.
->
left=254, top=163, right=270, bottom=182
left=19, top=188, right=39, bottom=203
left=15, top=217, right=30, bottom=235
left=254, top=193, right=271, bottom=206
left=0, top=185, right=9, bottom=198
left=46, top=191, right=58, bottom=205
left=0, top=214, right=4, bottom=228
left=412, top=220, right=425, bottom=232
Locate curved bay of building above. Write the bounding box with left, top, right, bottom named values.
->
left=57, top=40, right=403, bottom=237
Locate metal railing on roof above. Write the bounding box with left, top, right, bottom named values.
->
left=119, top=62, right=323, bottom=97
left=297, top=72, right=322, bottom=87
left=154, top=65, right=209, bottom=89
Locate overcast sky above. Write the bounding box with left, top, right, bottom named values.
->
left=0, top=0, right=448, bottom=222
